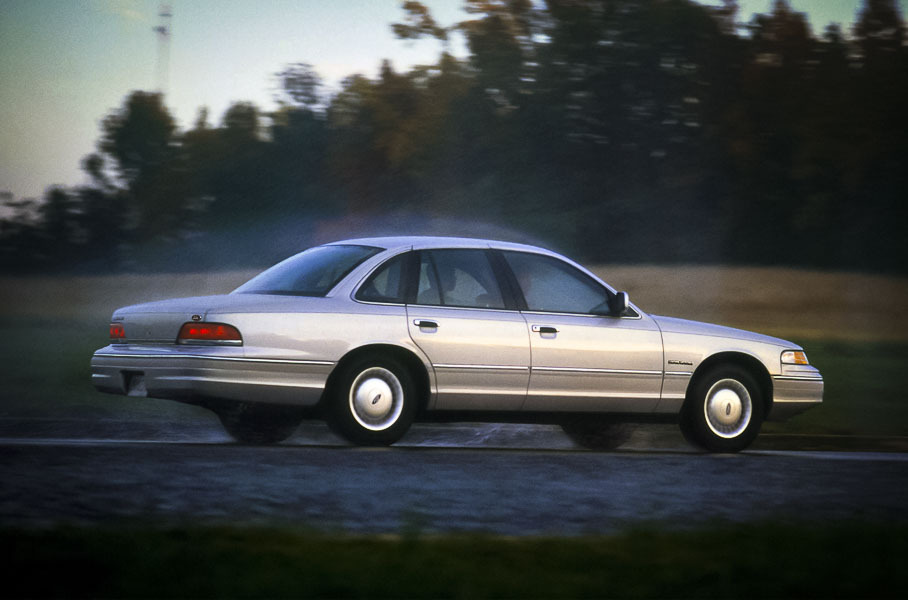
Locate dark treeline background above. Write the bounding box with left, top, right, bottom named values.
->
left=2, top=0, right=906, bottom=274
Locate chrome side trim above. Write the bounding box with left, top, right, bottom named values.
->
left=772, top=375, right=824, bottom=382
left=532, top=366, right=663, bottom=376
left=433, top=364, right=529, bottom=371
left=354, top=299, right=406, bottom=307
left=177, top=339, right=243, bottom=347
left=664, top=371, right=693, bottom=377
left=94, top=352, right=335, bottom=366
left=408, top=303, right=520, bottom=314
left=520, top=310, right=643, bottom=321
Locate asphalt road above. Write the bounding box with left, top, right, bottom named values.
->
left=2, top=421, right=906, bottom=534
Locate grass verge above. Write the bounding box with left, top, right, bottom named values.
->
left=0, top=316, right=906, bottom=437
left=1, top=267, right=905, bottom=436
left=761, top=338, right=908, bottom=436
left=4, top=521, right=906, bottom=598
left=0, top=316, right=212, bottom=421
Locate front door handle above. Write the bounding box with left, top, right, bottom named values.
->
left=531, top=325, right=558, bottom=334
left=414, top=319, right=439, bottom=329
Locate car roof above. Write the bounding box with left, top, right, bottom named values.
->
left=322, top=235, right=618, bottom=297
left=326, top=235, right=557, bottom=255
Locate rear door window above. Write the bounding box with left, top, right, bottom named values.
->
left=416, top=250, right=506, bottom=310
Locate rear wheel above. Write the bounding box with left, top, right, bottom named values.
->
left=216, top=402, right=304, bottom=445
left=680, top=365, right=764, bottom=453
left=561, top=419, right=634, bottom=450
left=327, top=356, right=417, bottom=446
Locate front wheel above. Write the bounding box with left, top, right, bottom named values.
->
left=680, top=365, right=765, bottom=453
left=327, top=356, right=417, bottom=446
left=216, top=402, right=304, bottom=444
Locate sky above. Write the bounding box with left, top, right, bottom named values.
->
left=1, top=0, right=905, bottom=204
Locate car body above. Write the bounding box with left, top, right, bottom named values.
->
left=91, top=236, right=823, bottom=451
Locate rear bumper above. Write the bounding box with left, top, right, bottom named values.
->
left=768, top=371, right=824, bottom=421
left=91, top=345, right=334, bottom=407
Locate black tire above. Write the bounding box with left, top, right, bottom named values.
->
left=680, top=365, right=765, bottom=453
left=216, top=402, right=304, bottom=445
left=561, top=419, right=634, bottom=450
left=327, top=355, right=417, bottom=446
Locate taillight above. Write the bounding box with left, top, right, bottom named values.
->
left=110, top=323, right=126, bottom=342
left=177, top=322, right=243, bottom=346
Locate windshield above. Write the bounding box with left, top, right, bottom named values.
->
left=233, top=244, right=382, bottom=296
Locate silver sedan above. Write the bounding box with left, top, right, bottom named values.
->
left=91, top=236, right=823, bottom=452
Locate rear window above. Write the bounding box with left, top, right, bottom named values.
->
left=234, top=245, right=382, bottom=296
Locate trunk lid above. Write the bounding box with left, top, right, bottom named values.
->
left=111, top=293, right=328, bottom=343
left=112, top=295, right=221, bottom=344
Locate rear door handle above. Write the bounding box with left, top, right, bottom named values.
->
left=531, top=325, right=558, bottom=334
left=413, top=319, right=439, bottom=329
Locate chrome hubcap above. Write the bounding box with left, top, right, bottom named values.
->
left=704, top=378, right=752, bottom=438
left=349, top=367, right=404, bottom=431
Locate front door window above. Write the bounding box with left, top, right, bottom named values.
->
left=502, top=251, right=610, bottom=315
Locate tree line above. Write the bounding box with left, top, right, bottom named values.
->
left=2, top=0, right=906, bottom=274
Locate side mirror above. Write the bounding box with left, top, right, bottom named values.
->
left=609, top=291, right=629, bottom=317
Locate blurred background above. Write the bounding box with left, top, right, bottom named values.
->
left=1, top=0, right=906, bottom=273
left=1, top=0, right=907, bottom=436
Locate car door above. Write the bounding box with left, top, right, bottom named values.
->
left=500, top=251, right=664, bottom=413
left=406, top=249, right=530, bottom=411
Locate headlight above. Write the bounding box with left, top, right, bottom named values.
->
left=781, top=350, right=809, bottom=365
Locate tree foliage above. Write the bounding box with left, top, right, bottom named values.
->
left=275, top=62, right=323, bottom=108
left=2, top=0, right=906, bottom=273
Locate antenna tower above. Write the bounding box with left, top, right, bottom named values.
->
left=153, top=3, right=172, bottom=95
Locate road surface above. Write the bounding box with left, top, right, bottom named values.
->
left=2, top=420, right=906, bottom=534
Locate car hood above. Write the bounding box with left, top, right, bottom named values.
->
left=652, top=315, right=797, bottom=349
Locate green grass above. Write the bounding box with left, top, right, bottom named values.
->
left=3, top=522, right=906, bottom=598
left=762, top=339, right=908, bottom=436
left=0, top=317, right=108, bottom=416
left=0, top=316, right=905, bottom=436
left=0, top=267, right=905, bottom=435
left=0, top=316, right=210, bottom=420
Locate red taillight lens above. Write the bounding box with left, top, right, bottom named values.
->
left=177, top=322, right=242, bottom=345
left=110, top=323, right=126, bottom=341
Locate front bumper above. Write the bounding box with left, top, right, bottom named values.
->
left=91, top=345, right=334, bottom=407
left=768, top=366, right=824, bottom=421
